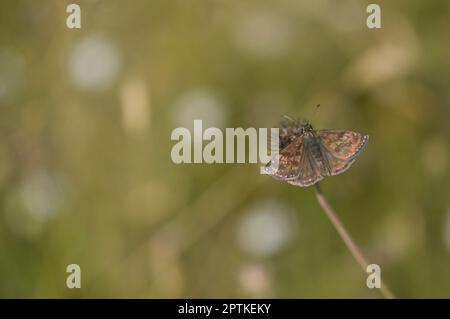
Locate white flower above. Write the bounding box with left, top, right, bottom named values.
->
left=68, top=34, right=121, bottom=91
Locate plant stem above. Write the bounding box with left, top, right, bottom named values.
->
left=314, top=182, right=395, bottom=299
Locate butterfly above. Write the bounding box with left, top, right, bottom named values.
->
left=263, top=117, right=369, bottom=187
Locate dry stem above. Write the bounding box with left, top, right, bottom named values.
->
left=314, top=182, right=395, bottom=299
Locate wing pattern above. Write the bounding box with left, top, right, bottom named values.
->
left=264, top=129, right=368, bottom=187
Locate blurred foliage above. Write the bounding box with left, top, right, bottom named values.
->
left=0, top=0, right=450, bottom=298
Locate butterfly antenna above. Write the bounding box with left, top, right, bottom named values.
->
left=312, top=104, right=321, bottom=119
left=281, top=114, right=296, bottom=127
left=281, top=114, right=295, bottom=122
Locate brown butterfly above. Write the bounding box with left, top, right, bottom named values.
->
left=263, top=117, right=369, bottom=187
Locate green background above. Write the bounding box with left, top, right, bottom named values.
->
left=0, top=0, right=449, bottom=298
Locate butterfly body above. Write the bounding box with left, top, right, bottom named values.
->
left=264, top=119, right=368, bottom=187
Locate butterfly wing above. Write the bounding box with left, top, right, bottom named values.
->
left=287, top=144, right=323, bottom=187
left=263, top=137, right=304, bottom=180
left=316, top=129, right=369, bottom=176
left=264, top=135, right=324, bottom=186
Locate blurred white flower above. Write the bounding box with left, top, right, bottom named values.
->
left=173, top=88, right=226, bottom=129
left=237, top=200, right=296, bottom=257
left=149, top=234, right=184, bottom=297
left=4, top=171, right=68, bottom=239
left=238, top=263, right=272, bottom=295
left=233, top=11, right=292, bottom=59
left=0, top=48, right=26, bottom=103
left=20, top=171, right=66, bottom=221
left=68, top=34, right=121, bottom=91
left=343, top=21, right=419, bottom=90
left=120, top=74, right=151, bottom=137
left=379, top=210, right=419, bottom=260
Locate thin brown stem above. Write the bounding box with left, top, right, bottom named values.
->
left=314, top=182, right=395, bottom=299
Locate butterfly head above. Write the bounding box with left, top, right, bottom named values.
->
left=279, top=117, right=315, bottom=141
left=300, top=120, right=314, bottom=135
